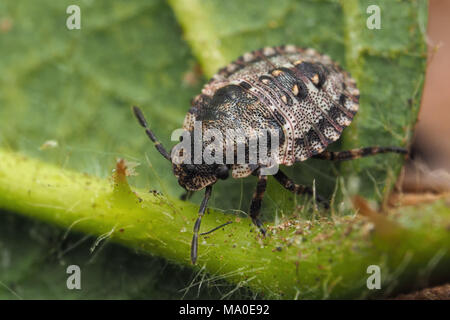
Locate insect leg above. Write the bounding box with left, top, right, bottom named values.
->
left=312, top=146, right=407, bottom=161
left=249, top=174, right=268, bottom=236
left=191, top=185, right=212, bottom=265
left=132, top=106, right=171, bottom=161
left=273, top=170, right=329, bottom=209
left=180, top=190, right=194, bottom=201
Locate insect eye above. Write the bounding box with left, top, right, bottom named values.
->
left=185, top=164, right=195, bottom=172
left=215, top=165, right=229, bottom=180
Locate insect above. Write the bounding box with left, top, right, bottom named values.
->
left=133, top=45, right=407, bottom=264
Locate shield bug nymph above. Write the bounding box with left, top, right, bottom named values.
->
left=133, top=45, right=407, bottom=264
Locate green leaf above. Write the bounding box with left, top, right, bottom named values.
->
left=0, top=0, right=439, bottom=300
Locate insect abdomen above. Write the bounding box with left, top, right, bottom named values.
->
left=185, top=45, right=360, bottom=175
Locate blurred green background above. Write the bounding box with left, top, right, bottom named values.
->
left=0, top=0, right=427, bottom=299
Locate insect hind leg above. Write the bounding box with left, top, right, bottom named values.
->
left=312, top=146, right=407, bottom=161
left=180, top=190, right=194, bottom=201
left=273, top=170, right=329, bottom=209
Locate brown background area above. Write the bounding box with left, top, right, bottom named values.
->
left=392, top=0, right=450, bottom=299
left=403, top=0, right=450, bottom=194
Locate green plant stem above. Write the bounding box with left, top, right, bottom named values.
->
left=0, top=148, right=449, bottom=299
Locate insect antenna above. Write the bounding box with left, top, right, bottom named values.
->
left=132, top=106, right=171, bottom=161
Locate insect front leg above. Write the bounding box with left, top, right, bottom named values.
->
left=273, top=170, right=329, bottom=209
left=312, top=146, right=407, bottom=161
left=190, top=185, right=212, bottom=265
left=249, top=174, right=268, bottom=236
